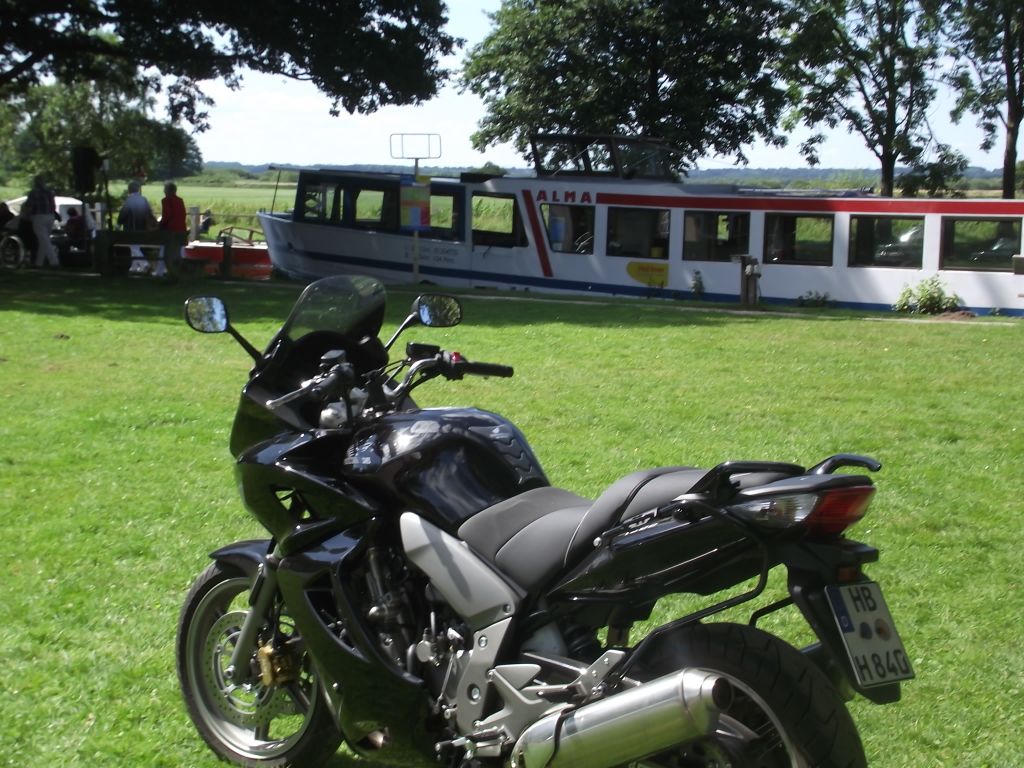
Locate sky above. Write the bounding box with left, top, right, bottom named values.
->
left=192, top=0, right=1001, bottom=172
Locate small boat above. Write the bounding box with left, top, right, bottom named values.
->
left=257, top=134, right=1024, bottom=314
left=183, top=226, right=272, bottom=280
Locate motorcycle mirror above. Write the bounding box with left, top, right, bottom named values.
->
left=414, top=295, right=462, bottom=328
left=183, top=295, right=263, bottom=362
left=385, top=295, right=463, bottom=351
left=185, top=296, right=229, bottom=333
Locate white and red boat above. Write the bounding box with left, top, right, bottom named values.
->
left=183, top=226, right=272, bottom=280
left=258, top=135, right=1024, bottom=314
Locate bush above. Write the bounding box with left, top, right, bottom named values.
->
left=690, top=270, right=704, bottom=300
left=893, top=276, right=962, bottom=314
left=797, top=290, right=832, bottom=307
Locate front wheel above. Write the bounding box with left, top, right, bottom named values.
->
left=636, top=622, right=866, bottom=768
left=176, top=562, right=342, bottom=767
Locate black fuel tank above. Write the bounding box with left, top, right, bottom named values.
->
left=343, top=408, right=549, bottom=532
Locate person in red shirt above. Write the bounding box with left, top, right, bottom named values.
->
left=156, top=181, right=187, bottom=277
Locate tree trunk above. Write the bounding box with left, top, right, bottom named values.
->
left=1001, top=93, right=1020, bottom=199
left=880, top=151, right=897, bottom=197
left=999, top=6, right=1021, bottom=199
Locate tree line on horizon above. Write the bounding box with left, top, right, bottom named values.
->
left=1, top=1, right=1021, bottom=199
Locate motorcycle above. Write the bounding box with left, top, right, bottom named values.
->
left=178, top=275, right=913, bottom=768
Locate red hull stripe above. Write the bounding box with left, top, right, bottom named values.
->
left=522, top=189, right=554, bottom=277
left=595, top=192, right=1024, bottom=216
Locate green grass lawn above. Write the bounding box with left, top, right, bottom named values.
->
left=1, top=271, right=1021, bottom=766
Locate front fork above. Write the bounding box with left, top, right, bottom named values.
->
left=225, top=559, right=279, bottom=684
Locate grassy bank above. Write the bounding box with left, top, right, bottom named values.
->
left=0, top=271, right=1021, bottom=766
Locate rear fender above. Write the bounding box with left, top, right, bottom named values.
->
left=783, top=541, right=901, bottom=705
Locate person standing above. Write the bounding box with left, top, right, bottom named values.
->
left=27, top=175, right=59, bottom=268
left=118, top=180, right=154, bottom=273
left=156, top=182, right=187, bottom=278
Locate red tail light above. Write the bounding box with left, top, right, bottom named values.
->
left=804, top=485, right=875, bottom=536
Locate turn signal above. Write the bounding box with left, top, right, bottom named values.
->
left=728, top=493, right=819, bottom=528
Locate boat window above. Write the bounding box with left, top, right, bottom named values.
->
left=849, top=216, right=923, bottom=268
left=426, top=188, right=462, bottom=240
left=682, top=212, right=750, bottom=261
left=352, top=188, right=399, bottom=231
left=607, top=207, right=670, bottom=259
left=299, top=182, right=340, bottom=223
left=940, top=217, right=1021, bottom=272
left=764, top=213, right=833, bottom=265
left=472, top=194, right=527, bottom=247
left=541, top=204, right=595, bottom=254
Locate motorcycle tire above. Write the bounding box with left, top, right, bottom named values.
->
left=0, top=235, right=26, bottom=269
left=636, top=621, right=866, bottom=768
left=176, top=562, right=342, bottom=767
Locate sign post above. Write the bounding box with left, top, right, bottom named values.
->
left=391, top=134, right=442, bottom=282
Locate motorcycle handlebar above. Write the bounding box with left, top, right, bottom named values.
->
left=265, top=367, right=347, bottom=410
left=265, top=351, right=512, bottom=413
left=387, top=352, right=514, bottom=401
left=458, top=360, right=515, bottom=378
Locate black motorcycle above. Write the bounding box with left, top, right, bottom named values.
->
left=178, top=275, right=913, bottom=768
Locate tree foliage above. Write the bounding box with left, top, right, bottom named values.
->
left=784, top=0, right=942, bottom=196
left=0, top=62, right=202, bottom=192
left=943, top=0, right=1024, bottom=198
left=0, top=1, right=459, bottom=127
left=896, top=143, right=969, bottom=196
left=461, top=0, right=792, bottom=169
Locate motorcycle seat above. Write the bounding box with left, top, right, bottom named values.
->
left=459, top=466, right=709, bottom=593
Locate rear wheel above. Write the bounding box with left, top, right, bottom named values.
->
left=634, top=622, right=865, bottom=768
left=176, top=562, right=342, bottom=767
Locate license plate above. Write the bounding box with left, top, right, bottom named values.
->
left=826, top=581, right=915, bottom=688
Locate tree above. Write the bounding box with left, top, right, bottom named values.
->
left=943, top=0, right=1024, bottom=198
left=896, top=143, right=969, bottom=196
left=784, top=0, right=942, bottom=196
left=461, top=0, right=792, bottom=169
left=0, top=61, right=203, bottom=192
left=0, top=1, right=458, bottom=127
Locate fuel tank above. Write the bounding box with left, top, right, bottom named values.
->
left=343, top=407, right=549, bottom=532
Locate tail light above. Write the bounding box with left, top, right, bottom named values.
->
left=806, top=485, right=875, bottom=535
left=728, top=484, right=875, bottom=536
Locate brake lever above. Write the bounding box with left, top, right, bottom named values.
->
left=265, top=366, right=351, bottom=410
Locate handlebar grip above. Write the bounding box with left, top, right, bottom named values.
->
left=463, top=361, right=514, bottom=378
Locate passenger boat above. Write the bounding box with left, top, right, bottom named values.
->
left=258, top=134, right=1024, bottom=315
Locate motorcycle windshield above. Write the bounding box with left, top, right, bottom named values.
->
left=277, top=275, right=387, bottom=345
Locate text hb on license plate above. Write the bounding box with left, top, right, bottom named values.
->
left=826, top=581, right=915, bottom=688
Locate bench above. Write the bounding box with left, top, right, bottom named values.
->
left=93, top=230, right=188, bottom=276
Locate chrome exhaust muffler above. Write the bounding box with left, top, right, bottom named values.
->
left=509, top=668, right=731, bottom=768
